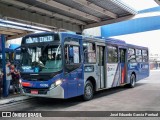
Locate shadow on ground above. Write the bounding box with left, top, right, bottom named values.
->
left=26, top=82, right=146, bottom=110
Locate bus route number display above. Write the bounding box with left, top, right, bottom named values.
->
left=25, top=36, right=53, bottom=44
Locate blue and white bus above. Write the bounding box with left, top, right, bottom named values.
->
left=0, top=48, right=13, bottom=64
left=0, top=48, right=21, bottom=67
left=19, top=32, right=149, bottom=100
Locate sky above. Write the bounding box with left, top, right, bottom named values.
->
left=121, top=0, right=158, bottom=11
left=111, top=0, right=160, bottom=55
left=111, top=30, right=160, bottom=55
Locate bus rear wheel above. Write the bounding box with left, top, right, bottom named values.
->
left=83, top=81, right=94, bottom=101
left=128, top=74, right=136, bottom=88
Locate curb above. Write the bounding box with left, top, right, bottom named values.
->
left=0, top=96, right=32, bottom=105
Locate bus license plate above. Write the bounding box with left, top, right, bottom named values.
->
left=31, top=90, right=38, bottom=94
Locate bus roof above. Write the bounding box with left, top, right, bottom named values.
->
left=105, top=38, right=126, bottom=45
left=22, top=32, right=59, bottom=38
left=105, top=38, right=148, bottom=49
left=83, top=36, right=105, bottom=43
left=127, top=43, right=148, bottom=50
left=21, top=32, right=148, bottom=50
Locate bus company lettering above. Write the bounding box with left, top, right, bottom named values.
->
left=108, top=67, right=114, bottom=72
left=129, top=63, right=137, bottom=69
left=26, top=36, right=53, bottom=44
left=26, top=37, right=38, bottom=43
left=39, top=36, right=53, bottom=42
left=107, top=64, right=117, bottom=72
left=141, top=64, right=149, bottom=69
left=40, top=84, right=49, bottom=87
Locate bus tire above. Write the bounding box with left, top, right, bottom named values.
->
left=128, top=74, right=136, bottom=88
left=83, top=81, right=94, bottom=101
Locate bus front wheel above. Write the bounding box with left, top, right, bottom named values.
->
left=128, top=74, right=136, bottom=88
left=83, top=81, right=94, bottom=101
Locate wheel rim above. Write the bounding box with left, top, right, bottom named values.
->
left=85, top=85, right=92, bottom=97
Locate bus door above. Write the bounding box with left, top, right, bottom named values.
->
left=119, top=48, right=127, bottom=84
left=97, top=45, right=105, bottom=89
left=63, top=35, right=83, bottom=98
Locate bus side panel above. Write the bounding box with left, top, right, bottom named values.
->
left=127, top=63, right=139, bottom=82
left=64, top=66, right=84, bottom=98
left=138, top=62, right=149, bottom=80
left=84, top=64, right=98, bottom=90
left=77, top=66, right=84, bottom=96
left=60, top=77, right=68, bottom=99
left=60, top=33, right=84, bottom=98
left=65, top=71, right=78, bottom=98
left=127, top=62, right=149, bottom=82
left=106, top=63, right=121, bottom=88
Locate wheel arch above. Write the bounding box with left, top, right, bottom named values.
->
left=86, top=76, right=96, bottom=92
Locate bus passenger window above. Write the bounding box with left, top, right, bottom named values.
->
left=83, top=42, right=96, bottom=63
left=128, top=48, right=136, bottom=63
left=107, top=46, right=118, bottom=63
left=64, top=37, right=81, bottom=73
left=136, top=49, right=142, bottom=62
left=142, top=50, right=148, bottom=62
left=65, top=45, right=80, bottom=64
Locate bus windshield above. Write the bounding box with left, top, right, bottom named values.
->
left=20, top=44, right=62, bottom=73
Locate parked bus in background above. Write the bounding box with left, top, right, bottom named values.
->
left=0, top=48, right=14, bottom=68
left=19, top=32, right=149, bottom=100
left=0, top=48, right=21, bottom=67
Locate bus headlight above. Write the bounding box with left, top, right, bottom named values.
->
left=19, top=79, right=22, bottom=88
left=55, top=79, right=62, bottom=86
left=50, top=79, right=62, bottom=90
left=19, top=79, right=22, bottom=84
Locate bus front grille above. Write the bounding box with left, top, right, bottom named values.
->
left=23, top=87, right=49, bottom=94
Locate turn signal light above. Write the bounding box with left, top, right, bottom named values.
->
left=22, top=82, right=31, bottom=87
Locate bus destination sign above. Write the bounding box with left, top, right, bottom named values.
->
left=26, top=35, right=54, bottom=44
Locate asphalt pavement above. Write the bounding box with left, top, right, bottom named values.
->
left=0, top=70, right=160, bottom=120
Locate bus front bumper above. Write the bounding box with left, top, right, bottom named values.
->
left=21, top=85, right=64, bottom=99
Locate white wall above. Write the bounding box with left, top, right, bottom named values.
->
left=83, top=27, right=101, bottom=37
left=111, top=30, right=160, bottom=56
